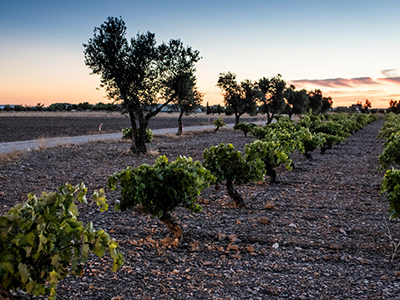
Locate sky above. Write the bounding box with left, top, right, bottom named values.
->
left=1, top=0, right=400, bottom=108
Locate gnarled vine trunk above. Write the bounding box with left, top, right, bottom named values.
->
left=266, top=167, right=277, bottom=183
left=226, top=180, right=246, bottom=208
left=0, top=284, right=11, bottom=300
left=160, top=212, right=183, bottom=241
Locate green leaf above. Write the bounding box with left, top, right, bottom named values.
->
left=25, top=281, right=35, bottom=293
left=51, top=254, right=61, bottom=267
left=69, top=202, right=79, bottom=217
left=93, top=189, right=109, bottom=212
left=18, top=263, right=29, bottom=284
left=49, top=270, right=59, bottom=284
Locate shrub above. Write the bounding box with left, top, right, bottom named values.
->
left=233, top=122, right=256, bottom=137
left=295, top=127, right=326, bottom=159
left=311, top=121, right=349, bottom=153
left=122, top=127, right=153, bottom=143
left=381, top=168, right=400, bottom=219
left=108, top=155, right=214, bottom=241
left=203, top=143, right=264, bottom=207
left=0, top=183, right=123, bottom=299
left=377, top=113, right=400, bottom=140
left=245, top=140, right=292, bottom=183
left=213, top=117, right=226, bottom=132
left=379, top=131, right=400, bottom=170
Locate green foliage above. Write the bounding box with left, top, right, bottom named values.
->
left=213, top=117, right=227, bottom=132
left=122, top=127, right=153, bottom=143
left=297, top=113, right=323, bottom=130
left=379, top=131, right=400, bottom=169
left=244, top=140, right=292, bottom=182
left=108, top=155, right=214, bottom=218
left=266, top=127, right=305, bottom=155
left=0, top=183, right=123, bottom=299
left=381, top=169, right=400, bottom=219
left=296, top=127, right=326, bottom=156
left=202, top=143, right=264, bottom=206
left=377, top=113, right=400, bottom=140
left=311, top=120, right=349, bottom=149
left=250, top=125, right=270, bottom=140
left=203, top=144, right=264, bottom=206
left=145, top=129, right=154, bottom=143
left=203, top=143, right=264, bottom=187
left=233, top=122, right=256, bottom=137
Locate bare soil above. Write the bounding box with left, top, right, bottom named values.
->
left=0, top=116, right=400, bottom=299
left=0, top=112, right=256, bottom=143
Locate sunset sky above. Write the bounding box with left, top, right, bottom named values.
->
left=1, top=0, right=400, bottom=108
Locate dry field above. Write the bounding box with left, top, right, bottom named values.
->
left=0, top=112, right=259, bottom=143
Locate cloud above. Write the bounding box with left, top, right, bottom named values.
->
left=381, top=69, right=398, bottom=77
left=377, top=76, right=400, bottom=84
left=291, top=77, right=379, bottom=89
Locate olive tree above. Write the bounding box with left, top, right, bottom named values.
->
left=166, top=70, right=202, bottom=135
left=83, top=17, right=201, bottom=154
left=216, top=72, right=258, bottom=125
left=258, top=74, right=287, bottom=124
left=284, top=85, right=310, bottom=119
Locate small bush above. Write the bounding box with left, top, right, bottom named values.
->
left=233, top=122, right=256, bottom=137
left=203, top=143, right=264, bottom=207
left=122, top=127, right=153, bottom=143
left=213, top=117, right=226, bottom=132
left=108, top=155, right=214, bottom=241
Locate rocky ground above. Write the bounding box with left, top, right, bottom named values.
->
left=0, top=115, right=400, bottom=299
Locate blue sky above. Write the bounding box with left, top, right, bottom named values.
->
left=1, top=0, right=399, bottom=108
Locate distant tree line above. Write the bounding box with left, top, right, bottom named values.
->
left=0, top=102, right=120, bottom=112
left=215, top=72, right=334, bottom=125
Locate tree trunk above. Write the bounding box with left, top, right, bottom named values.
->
left=226, top=180, right=246, bottom=208
left=266, top=111, right=273, bottom=124
left=269, top=112, right=275, bottom=124
left=160, top=212, right=183, bottom=241
left=176, top=110, right=184, bottom=136
left=129, top=111, right=148, bottom=155
left=235, top=113, right=240, bottom=125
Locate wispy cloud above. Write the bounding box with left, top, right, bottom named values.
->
left=377, top=77, right=400, bottom=84
left=291, top=77, right=379, bottom=89
left=381, top=68, right=398, bottom=77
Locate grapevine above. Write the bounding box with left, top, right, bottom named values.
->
left=0, top=183, right=123, bottom=299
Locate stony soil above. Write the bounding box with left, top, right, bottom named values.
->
left=0, top=116, right=400, bottom=299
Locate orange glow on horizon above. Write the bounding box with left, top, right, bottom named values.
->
left=1, top=79, right=398, bottom=109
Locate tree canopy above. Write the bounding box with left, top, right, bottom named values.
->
left=257, top=74, right=287, bottom=123
left=216, top=72, right=257, bottom=125
left=284, top=85, right=310, bottom=118
left=83, top=17, right=201, bottom=153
